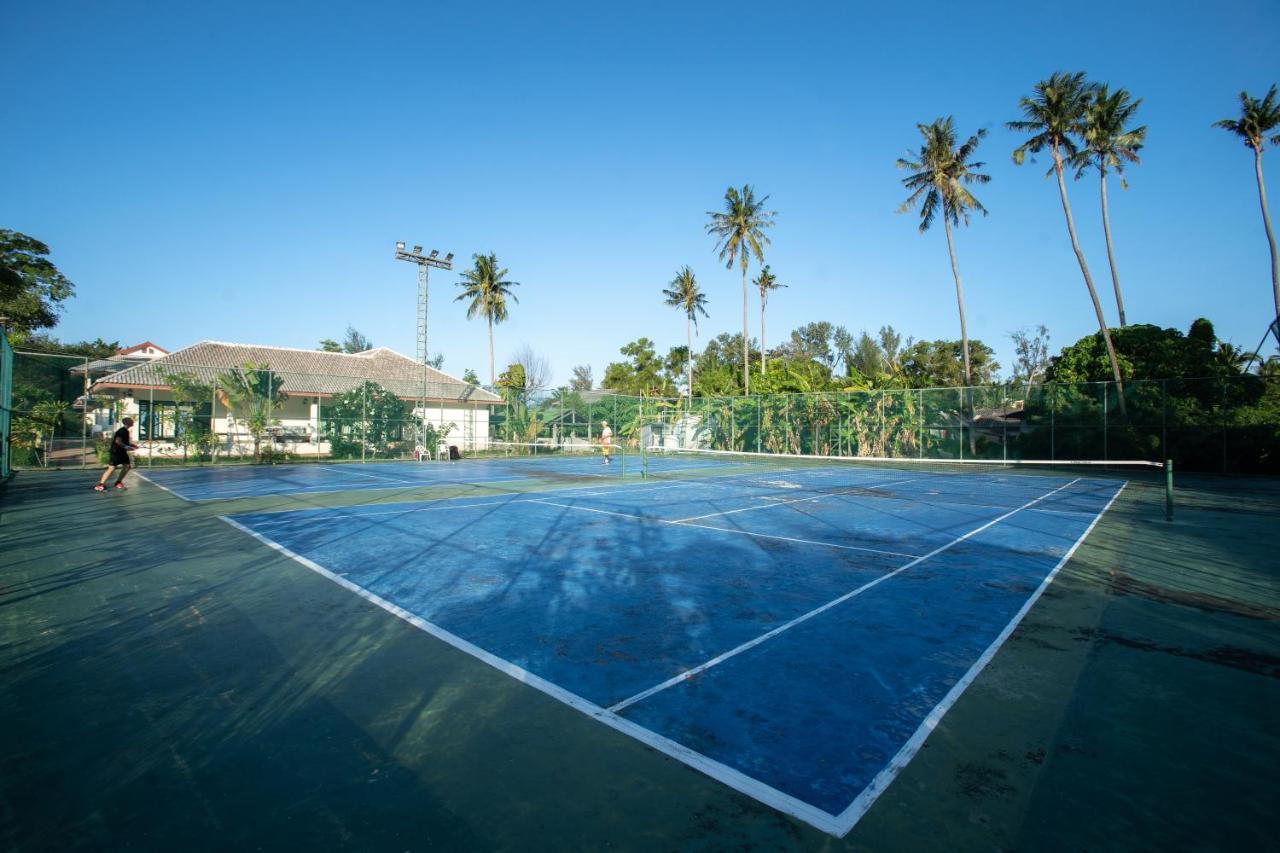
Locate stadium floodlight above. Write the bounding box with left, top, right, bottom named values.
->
left=394, top=239, right=454, bottom=453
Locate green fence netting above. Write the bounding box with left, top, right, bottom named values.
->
left=6, top=345, right=1278, bottom=475
left=0, top=327, right=12, bottom=478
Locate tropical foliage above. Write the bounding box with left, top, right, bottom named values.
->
left=455, top=252, right=519, bottom=384
left=1009, top=71, right=1128, bottom=409
left=662, top=266, right=708, bottom=395
left=216, top=363, right=288, bottom=462
left=322, top=381, right=414, bottom=459
left=897, top=117, right=990, bottom=384
left=0, top=229, right=75, bottom=340
left=1214, top=84, right=1280, bottom=318
left=706, top=185, right=775, bottom=394
left=1074, top=86, right=1145, bottom=327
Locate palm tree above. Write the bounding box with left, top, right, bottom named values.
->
left=1074, top=85, right=1146, bottom=327
left=706, top=185, right=775, bottom=394
left=754, top=265, right=786, bottom=374
left=454, top=252, right=519, bottom=384
left=662, top=266, right=709, bottom=396
left=897, top=117, right=990, bottom=385
left=1214, top=84, right=1280, bottom=319
left=1009, top=72, right=1127, bottom=411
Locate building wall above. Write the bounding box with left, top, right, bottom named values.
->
left=103, top=393, right=492, bottom=458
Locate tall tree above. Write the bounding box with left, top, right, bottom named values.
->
left=1214, top=84, right=1280, bottom=319
left=0, top=230, right=76, bottom=340
left=662, top=266, right=709, bottom=395
left=342, top=326, right=373, bottom=353
left=569, top=364, right=594, bottom=392
left=1010, top=325, right=1051, bottom=393
left=1009, top=72, right=1127, bottom=411
left=706, top=185, right=775, bottom=394
left=897, top=117, right=990, bottom=385
left=510, top=343, right=551, bottom=390
left=754, top=265, right=786, bottom=373
left=455, top=253, right=519, bottom=384
left=1074, top=85, right=1146, bottom=326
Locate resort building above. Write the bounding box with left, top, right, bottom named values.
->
left=88, top=341, right=501, bottom=459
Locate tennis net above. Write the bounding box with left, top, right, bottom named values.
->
left=641, top=446, right=1173, bottom=517
left=476, top=440, right=631, bottom=472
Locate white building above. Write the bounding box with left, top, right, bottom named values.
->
left=90, top=341, right=501, bottom=460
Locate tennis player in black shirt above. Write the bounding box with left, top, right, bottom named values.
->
left=95, top=416, right=138, bottom=491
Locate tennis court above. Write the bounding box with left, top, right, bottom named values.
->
left=3, top=448, right=1276, bottom=850
left=215, top=454, right=1123, bottom=834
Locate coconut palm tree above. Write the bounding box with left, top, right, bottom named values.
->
left=754, top=265, right=786, bottom=374
left=662, top=266, right=709, bottom=396
left=454, top=252, right=519, bottom=385
left=1009, top=72, right=1127, bottom=410
left=1074, top=85, right=1146, bottom=327
left=706, top=185, right=775, bottom=394
left=897, top=117, right=990, bottom=385
left=1214, top=84, right=1280, bottom=319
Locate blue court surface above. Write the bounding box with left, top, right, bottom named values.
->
left=221, top=464, right=1124, bottom=836
left=138, top=453, right=657, bottom=501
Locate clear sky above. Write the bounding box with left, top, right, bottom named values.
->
left=5, top=0, right=1278, bottom=386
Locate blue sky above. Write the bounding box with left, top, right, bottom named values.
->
left=5, top=0, right=1278, bottom=386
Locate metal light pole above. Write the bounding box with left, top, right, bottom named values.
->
left=395, top=242, right=453, bottom=454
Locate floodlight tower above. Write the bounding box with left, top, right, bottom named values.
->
left=395, top=242, right=454, bottom=454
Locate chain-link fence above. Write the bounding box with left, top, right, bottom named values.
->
left=538, top=379, right=1275, bottom=475
left=1, top=327, right=12, bottom=478
left=7, top=352, right=500, bottom=469
left=8, top=346, right=1277, bottom=475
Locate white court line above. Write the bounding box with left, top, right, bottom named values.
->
left=219, top=476, right=1125, bottom=837
left=683, top=523, right=920, bottom=559
left=218, top=515, right=848, bottom=835
left=320, top=465, right=417, bottom=484
left=671, top=477, right=918, bottom=522
left=242, top=497, right=536, bottom=526
left=529, top=499, right=923, bottom=559
left=608, top=477, right=1083, bottom=714
left=133, top=471, right=194, bottom=502
left=828, top=480, right=1128, bottom=836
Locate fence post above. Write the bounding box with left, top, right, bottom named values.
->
left=1161, top=379, right=1166, bottom=464
left=361, top=385, right=367, bottom=464
left=1051, top=384, right=1056, bottom=461
left=1103, top=382, right=1108, bottom=462
left=1221, top=378, right=1228, bottom=473
left=81, top=356, right=89, bottom=468
left=918, top=388, right=924, bottom=459
left=747, top=394, right=757, bottom=455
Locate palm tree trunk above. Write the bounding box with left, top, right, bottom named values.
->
left=942, top=216, right=972, bottom=385
left=760, top=295, right=767, bottom=375
left=1100, top=169, right=1127, bottom=326
left=741, top=266, right=750, bottom=395
left=488, top=317, right=495, bottom=385
left=1053, top=147, right=1127, bottom=416
left=1254, top=147, right=1280, bottom=319
left=686, top=316, right=694, bottom=396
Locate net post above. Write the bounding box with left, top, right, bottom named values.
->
left=1164, top=458, right=1174, bottom=521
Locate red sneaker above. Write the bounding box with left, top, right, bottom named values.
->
left=94, top=484, right=105, bottom=492
left=114, top=482, right=126, bottom=490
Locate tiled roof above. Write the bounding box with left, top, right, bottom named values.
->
left=92, top=341, right=502, bottom=404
